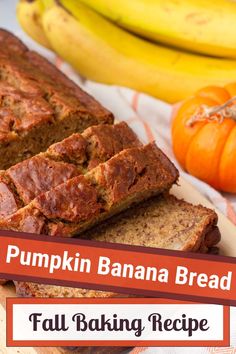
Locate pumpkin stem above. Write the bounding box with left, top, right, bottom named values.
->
left=186, top=95, right=236, bottom=127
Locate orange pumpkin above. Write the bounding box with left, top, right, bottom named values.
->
left=171, top=85, right=236, bottom=193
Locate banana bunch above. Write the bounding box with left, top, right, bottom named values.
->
left=17, top=0, right=51, bottom=49
left=80, top=0, right=236, bottom=59
left=17, top=0, right=236, bottom=103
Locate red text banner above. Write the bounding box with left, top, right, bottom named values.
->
left=0, top=231, right=235, bottom=305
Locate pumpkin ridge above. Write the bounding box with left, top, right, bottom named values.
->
left=218, top=125, right=236, bottom=192
left=215, top=122, right=235, bottom=189
left=185, top=122, right=211, bottom=174
left=185, top=119, right=234, bottom=189
left=173, top=121, right=207, bottom=169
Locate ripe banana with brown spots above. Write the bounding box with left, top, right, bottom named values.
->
left=42, top=0, right=236, bottom=103
left=17, top=0, right=51, bottom=49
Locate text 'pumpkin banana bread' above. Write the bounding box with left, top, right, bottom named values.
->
left=0, top=29, right=113, bottom=169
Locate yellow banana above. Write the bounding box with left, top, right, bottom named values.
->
left=41, top=0, right=55, bottom=8
left=42, top=0, right=236, bottom=103
left=80, top=0, right=236, bottom=59
left=17, top=0, right=51, bottom=49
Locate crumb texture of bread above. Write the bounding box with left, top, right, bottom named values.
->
left=0, top=142, right=178, bottom=236
left=0, top=122, right=140, bottom=218
left=14, top=194, right=220, bottom=299
left=83, top=193, right=220, bottom=252
left=0, top=29, right=113, bottom=169
left=15, top=282, right=120, bottom=298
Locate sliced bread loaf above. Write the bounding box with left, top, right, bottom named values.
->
left=15, top=193, right=220, bottom=298
left=0, top=143, right=179, bottom=236
left=0, top=29, right=113, bottom=169
left=0, top=122, right=140, bottom=218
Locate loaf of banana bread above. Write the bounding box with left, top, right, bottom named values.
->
left=0, top=29, right=113, bottom=169
left=15, top=193, right=220, bottom=298
left=0, top=143, right=179, bottom=236
left=0, top=122, right=141, bottom=218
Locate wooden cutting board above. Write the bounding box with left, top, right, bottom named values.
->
left=0, top=176, right=235, bottom=353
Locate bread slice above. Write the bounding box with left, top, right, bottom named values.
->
left=14, top=194, right=220, bottom=354
left=0, top=122, right=141, bottom=218
left=15, top=193, right=220, bottom=298
left=0, top=143, right=179, bottom=236
left=0, top=29, right=113, bottom=169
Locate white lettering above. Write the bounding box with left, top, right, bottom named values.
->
left=221, top=272, right=232, bottom=290
left=6, top=245, right=20, bottom=263
left=175, top=267, right=232, bottom=291
left=49, top=255, right=61, bottom=274
left=175, top=266, right=188, bottom=285
left=97, top=257, right=110, bottom=275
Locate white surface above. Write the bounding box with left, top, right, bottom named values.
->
left=0, top=0, right=19, bottom=32
left=12, top=304, right=224, bottom=342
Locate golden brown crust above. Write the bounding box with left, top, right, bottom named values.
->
left=88, top=143, right=176, bottom=207
left=83, top=122, right=142, bottom=170
left=35, top=175, right=101, bottom=222
left=0, top=122, right=140, bottom=218
left=205, top=226, right=221, bottom=247
left=2, top=205, right=45, bottom=234
left=0, top=172, right=22, bottom=218
left=46, top=134, right=88, bottom=165
left=7, top=156, right=80, bottom=204
left=0, top=143, right=178, bottom=236
left=0, top=29, right=112, bottom=121
left=0, top=29, right=27, bottom=54
left=0, top=29, right=113, bottom=169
